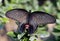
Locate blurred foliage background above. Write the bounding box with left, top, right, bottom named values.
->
left=0, top=0, right=60, bottom=41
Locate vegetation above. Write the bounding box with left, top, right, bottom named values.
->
left=0, top=0, right=60, bottom=41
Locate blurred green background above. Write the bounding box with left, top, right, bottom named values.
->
left=0, top=0, right=60, bottom=41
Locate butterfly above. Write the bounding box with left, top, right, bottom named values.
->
left=5, top=8, right=56, bottom=34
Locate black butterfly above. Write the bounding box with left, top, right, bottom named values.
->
left=5, top=9, right=56, bottom=34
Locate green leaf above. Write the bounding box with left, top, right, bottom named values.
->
left=17, top=33, right=25, bottom=39
left=56, top=19, right=60, bottom=24
left=57, top=13, right=60, bottom=19
left=2, top=18, right=8, bottom=23
left=55, top=25, right=60, bottom=30
left=7, top=31, right=16, bottom=37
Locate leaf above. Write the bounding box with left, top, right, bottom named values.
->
left=57, top=13, right=60, bottom=19
left=2, top=17, right=8, bottom=23
left=17, top=33, right=25, bottom=39
left=55, top=25, right=60, bottom=30
left=7, top=31, right=16, bottom=37
left=56, top=19, right=60, bottom=24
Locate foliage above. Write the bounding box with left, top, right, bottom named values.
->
left=0, top=0, right=60, bottom=41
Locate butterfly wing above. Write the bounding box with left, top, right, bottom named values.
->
left=5, top=9, right=29, bottom=33
left=6, top=9, right=28, bottom=23
left=29, top=11, right=56, bottom=33
left=29, top=11, right=56, bottom=25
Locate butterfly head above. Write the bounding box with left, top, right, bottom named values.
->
left=24, top=23, right=30, bottom=29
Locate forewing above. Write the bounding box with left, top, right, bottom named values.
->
left=29, top=11, right=56, bottom=26
left=6, top=9, right=28, bottom=22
